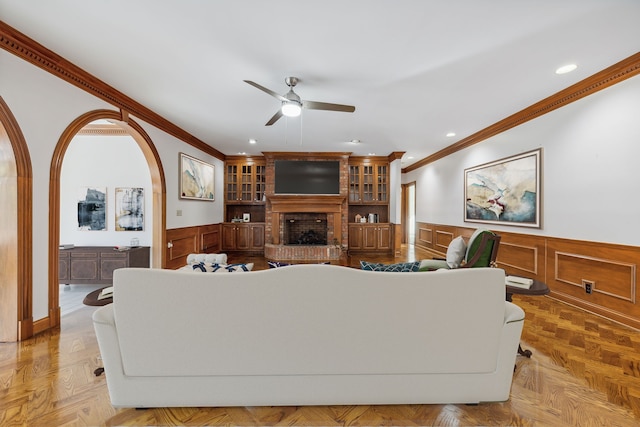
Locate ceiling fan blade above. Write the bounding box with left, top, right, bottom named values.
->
left=303, top=100, right=355, bottom=113
left=265, top=110, right=283, bottom=126
left=244, top=80, right=288, bottom=102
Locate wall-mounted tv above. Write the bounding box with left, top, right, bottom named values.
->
left=274, top=160, right=340, bottom=195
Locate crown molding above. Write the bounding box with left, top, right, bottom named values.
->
left=0, top=20, right=224, bottom=160
left=403, top=52, right=640, bottom=173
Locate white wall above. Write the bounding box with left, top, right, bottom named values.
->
left=404, top=74, right=640, bottom=247
left=140, top=123, right=224, bottom=229
left=0, top=49, right=224, bottom=320
left=60, top=135, right=153, bottom=247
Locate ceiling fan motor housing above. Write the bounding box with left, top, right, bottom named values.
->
left=285, top=76, right=299, bottom=87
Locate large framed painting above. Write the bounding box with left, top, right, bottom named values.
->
left=179, top=153, right=215, bottom=201
left=464, top=149, right=541, bottom=228
left=77, top=186, right=107, bottom=230
left=115, top=187, right=144, bottom=231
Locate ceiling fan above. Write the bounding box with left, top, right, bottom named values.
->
left=244, top=77, right=356, bottom=126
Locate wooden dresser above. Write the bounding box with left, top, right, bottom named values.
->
left=59, top=246, right=150, bottom=285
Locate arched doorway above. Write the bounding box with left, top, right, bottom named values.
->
left=48, top=110, right=166, bottom=328
left=0, top=96, right=33, bottom=342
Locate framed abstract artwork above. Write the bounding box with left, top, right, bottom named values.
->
left=464, top=149, right=541, bottom=228
left=115, top=187, right=144, bottom=231
left=77, top=186, right=107, bottom=230
left=179, top=153, right=215, bottom=201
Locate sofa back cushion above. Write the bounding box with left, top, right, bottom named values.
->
left=112, top=266, right=506, bottom=378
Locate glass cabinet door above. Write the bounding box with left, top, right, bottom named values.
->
left=240, top=164, right=253, bottom=201
left=226, top=164, right=238, bottom=201
left=349, top=165, right=360, bottom=202
left=362, top=165, right=374, bottom=202
left=376, top=164, right=388, bottom=202
left=254, top=164, right=266, bottom=202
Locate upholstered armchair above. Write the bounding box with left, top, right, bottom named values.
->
left=419, top=228, right=501, bottom=271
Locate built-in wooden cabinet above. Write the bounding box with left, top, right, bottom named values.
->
left=59, top=246, right=150, bottom=285
left=221, top=223, right=265, bottom=252
left=225, top=157, right=266, bottom=203
left=348, top=159, right=389, bottom=204
left=225, top=157, right=267, bottom=225
left=347, top=157, right=392, bottom=254
left=348, top=223, right=391, bottom=251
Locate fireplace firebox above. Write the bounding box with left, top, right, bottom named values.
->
left=283, top=213, right=328, bottom=245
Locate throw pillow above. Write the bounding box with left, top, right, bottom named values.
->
left=267, top=261, right=291, bottom=268
left=446, top=236, right=467, bottom=268
left=360, top=260, right=421, bottom=272
left=191, top=262, right=253, bottom=272
left=217, top=263, right=254, bottom=272
left=186, top=253, right=228, bottom=265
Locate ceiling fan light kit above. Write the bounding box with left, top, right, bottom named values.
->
left=244, top=76, right=355, bottom=126
left=281, top=100, right=302, bottom=117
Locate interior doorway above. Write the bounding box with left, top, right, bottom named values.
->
left=58, top=120, right=153, bottom=316
left=402, top=182, right=416, bottom=245
left=49, top=110, right=166, bottom=328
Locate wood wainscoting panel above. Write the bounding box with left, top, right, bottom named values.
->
left=165, top=224, right=224, bottom=269
left=199, top=224, right=221, bottom=253
left=165, top=227, right=199, bottom=270
left=496, top=231, right=546, bottom=282
left=555, top=252, right=635, bottom=302
left=434, top=229, right=454, bottom=253
left=547, top=238, right=640, bottom=329
left=416, top=223, right=433, bottom=248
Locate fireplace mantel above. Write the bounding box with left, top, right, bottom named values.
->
left=268, top=194, right=346, bottom=213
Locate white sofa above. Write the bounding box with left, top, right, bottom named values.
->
left=92, top=265, right=525, bottom=408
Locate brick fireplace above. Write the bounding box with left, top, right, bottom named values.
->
left=263, top=152, right=350, bottom=263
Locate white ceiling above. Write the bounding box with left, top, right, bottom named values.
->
left=2, top=0, right=640, bottom=167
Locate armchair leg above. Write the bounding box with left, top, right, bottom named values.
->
left=518, top=344, right=532, bottom=358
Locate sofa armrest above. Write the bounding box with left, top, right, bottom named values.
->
left=93, top=303, right=115, bottom=325
left=504, top=301, right=525, bottom=324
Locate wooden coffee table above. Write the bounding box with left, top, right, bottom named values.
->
left=83, top=287, right=113, bottom=306
left=506, top=279, right=550, bottom=358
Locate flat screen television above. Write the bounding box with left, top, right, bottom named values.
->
left=274, top=160, right=340, bottom=195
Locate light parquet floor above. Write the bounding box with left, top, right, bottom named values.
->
left=1, top=246, right=639, bottom=426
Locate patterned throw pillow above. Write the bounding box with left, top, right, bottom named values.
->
left=191, top=262, right=253, bottom=272
left=221, top=263, right=254, bottom=272
left=360, top=260, right=421, bottom=272
left=267, top=261, right=291, bottom=268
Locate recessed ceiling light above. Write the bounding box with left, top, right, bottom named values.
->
left=368, top=152, right=376, bottom=156
left=446, top=132, right=456, bottom=137
left=555, top=64, right=577, bottom=74
left=350, top=139, right=361, bottom=144
left=407, top=156, right=414, bottom=160
left=238, top=152, right=246, bottom=155
left=248, top=139, right=257, bottom=144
